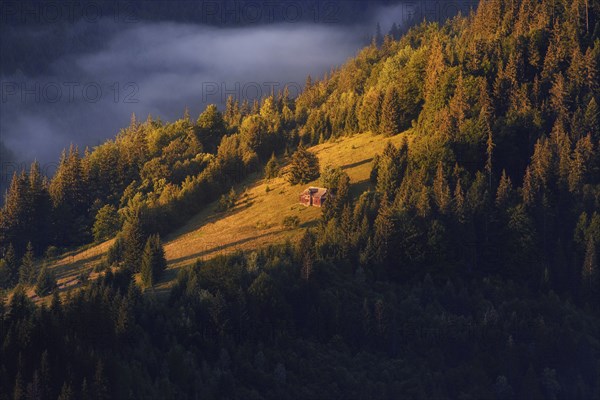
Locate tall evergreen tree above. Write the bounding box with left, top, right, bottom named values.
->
left=582, top=236, right=598, bottom=298
left=0, top=171, right=30, bottom=255
left=433, top=161, right=451, bottom=214
left=122, top=213, right=146, bottom=273
left=19, top=242, right=36, bottom=285
left=93, top=205, right=121, bottom=242
left=3, top=244, right=19, bottom=286
left=264, top=153, right=280, bottom=180
left=380, top=87, right=402, bottom=136
left=28, top=161, right=52, bottom=253
left=49, top=145, right=90, bottom=246
left=197, top=104, right=226, bottom=152
left=376, top=140, right=408, bottom=199
left=140, top=234, right=167, bottom=288
left=287, top=145, right=320, bottom=185
left=35, top=267, right=57, bottom=297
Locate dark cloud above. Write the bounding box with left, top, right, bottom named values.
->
left=0, top=1, right=474, bottom=176
left=1, top=19, right=373, bottom=168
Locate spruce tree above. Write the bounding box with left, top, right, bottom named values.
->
left=584, top=97, right=599, bottom=141
left=433, top=161, right=451, bottom=214
left=0, top=259, right=9, bottom=288
left=57, top=383, right=73, bottom=400
left=122, top=214, right=146, bottom=273
left=374, top=195, right=395, bottom=263
left=380, top=87, right=402, bottom=136
left=140, top=234, right=167, bottom=288
left=0, top=171, right=30, bottom=254
left=35, top=267, right=57, bottom=297
left=287, top=145, right=320, bottom=185
left=28, top=161, right=52, bottom=253
left=453, top=178, right=466, bottom=223
left=19, top=242, right=36, bottom=285
left=4, top=244, right=18, bottom=286
left=93, top=205, right=120, bottom=242
left=376, top=140, right=408, bottom=199
left=495, top=170, right=514, bottom=209
left=264, top=153, right=280, bottom=179
left=197, top=104, right=226, bottom=152
left=582, top=236, right=598, bottom=296
left=49, top=145, right=89, bottom=246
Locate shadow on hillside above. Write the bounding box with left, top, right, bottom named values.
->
left=341, top=157, right=373, bottom=171
left=53, top=252, right=103, bottom=279
left=300, top=219, right=320, bottom=229
left=167, top=230, right=278, bottom=267
left=166, top=174, right=263, bottom=241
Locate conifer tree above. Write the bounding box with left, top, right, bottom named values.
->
left=376, top=140, right=408, bottom=199
left=224, top=95, right=240, bottom=128
left=453, top=178, right=466, bottom=223
left=298, top=229, right=316, bottom=281
left=93, top=361, right=109, bottom=400
left=140, top=234, right=167, bottom=288
left=93, top=205, right=121, bottom=242
left=0, top=171, right=30, bottom=254
left=380, top=87, right=402, bottom=136
left=550, top=73, right=569, bottom=123
left=28, top=161, right=52, bottom=252
left=196, top=104, right=226, bottom=152
left=35, top=266, right=57, bottom=297
left=0, top=259, right=9, bottom=289
left=433, top=161, right=451, bottom=214
left=50, top=145, right=89, bottom=246
left=4, top=243, right=18, bottom=286
left=584, top=97, right=599, bottom=140
left=480, top=80, right=494, bottom=183
left=374, top=195, right=395, bottom=263
left=358, top=88, right=383, bottom=133
left=568, top=135, right=594, bottom=193
left=416, top=184, right=431, bottom=218
left=122, top=213, right=146, bottom=273
left=264, top=153, right=280, bottom=180
left=19, top=242, right=36, bottom=285
left=287, top=145, right=320, bottom=185
left=57, top=383, right=73, bottom=400
left=582, top=236, right=598, bottom=298
left=584, top=47, right=598, bottom=92
left=424, top=36, right=445, bottom=101
left=495, top=170, right=514, bottom=209
left=450, top=73, right=468, bottom=130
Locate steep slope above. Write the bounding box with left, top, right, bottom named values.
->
left=41, top=131, right=406, bottom=298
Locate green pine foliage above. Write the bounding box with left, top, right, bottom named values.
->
left=140, top=234, right=167, bottom=288
left=3, top=0, right=600, bottom=397
left=287, top=145, right=320, bottom=185
left=18, top=242, right=37, bottom=285
left=122, top=214, right=146, bottom=273
left=92, top=205, right=121, bottom=243
left=379, top=86, right=402, bottom=136
left=264, top=153, right=280, bottom=179
left=35, top=266, right=57, bottom=297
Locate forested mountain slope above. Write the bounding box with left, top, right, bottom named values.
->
left=1, top=0, right=600, bottom=398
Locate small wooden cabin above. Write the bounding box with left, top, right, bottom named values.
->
left=299, top=187, right=330, bottom=207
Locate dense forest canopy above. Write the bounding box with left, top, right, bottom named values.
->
left=1, top=0, right=600, bottom=398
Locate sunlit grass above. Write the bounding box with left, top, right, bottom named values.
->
left=40, top=131, right=407, bottom=299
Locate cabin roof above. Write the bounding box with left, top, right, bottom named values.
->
left=301, top=187, right=328, bottom=197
